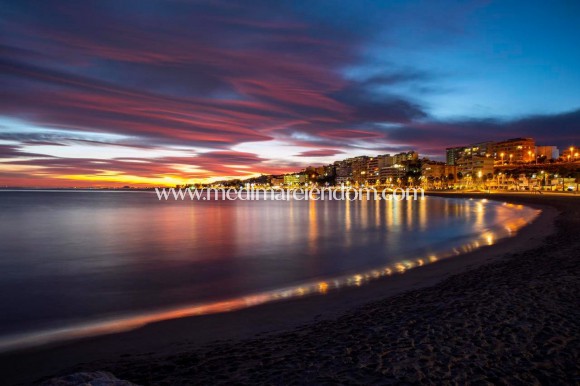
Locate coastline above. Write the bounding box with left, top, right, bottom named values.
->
left=0, top=195, right=537, bottom=355
left=2, top=193, right=578, bottom=384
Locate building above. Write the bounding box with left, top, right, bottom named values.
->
left=421, top=161, right=446, bottom=181
left=283, top=174, right=306, bottom=186
left=464, top=141, right=494, bottom=158
left=350, top=156, right=370, bottom=185
left=366, top=157, right=380, bottom=184
left=314, top=166, right=325, bottom=175
left=270, top=175, right=284, bottom=186
left=560, top=146, right=578, bottom=161
left=492, top=138, right=535, bottom=164
left=535, top=146, right=559, bottom=160
left=446, top=146, right=466, bottom=166
left=379, top=165, right=406, bottom=182
left=422, top=161, right=445, bottom=179
left=421, top=161, right=457, bottom=180
left=302, top=166, right=320, bottom=183
left=322, top=164, right=335, bottom=177
left=421, top=161, right=458, bottom=188
left=445, top=164, right=458, bottom=180
left=393, top=151, right=418, bottom=164
left=456, top=155, right=494, bottom=178
left=376, top=153, right=394, bottom=168
left=404, top=159, right=422, bottom=175
left=447, top=142, right=494, bottom=166
left=334, top=159, right=352, bottom=185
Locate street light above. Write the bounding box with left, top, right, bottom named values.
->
left=570, top=147, right=575, bottom=162
left=509, top=154, right=513, bottom=164
left=500, top=152, right=505, bottom=165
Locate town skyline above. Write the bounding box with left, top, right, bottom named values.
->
left=3, top=134, right=577, bottom=189
left=206, top=136, right=578, bottom=190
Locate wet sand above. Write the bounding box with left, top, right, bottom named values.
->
left=3, top=193, right=579, bottom=385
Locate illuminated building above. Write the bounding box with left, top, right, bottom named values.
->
left=334, top=159, right=352, bottom=185
left=393, top=151, right=418, bottom=164
left=457, top=155, right=494, bottom=178
left=283, top=174, right=307, bottom=186
left=446, top=146, right=466, bottom=166
left=422, top=161, right=457, bottom=180
left=366, top=157, right=380, bottom=184
left=351, top=156, right=370, bottom=186
left=379, top=165, right=406, bottom=181
left=492, top=138, right=535, bottom=164
left=464, top=141, right=494, bottom=157
left=561, top=146, right=578, bottom=161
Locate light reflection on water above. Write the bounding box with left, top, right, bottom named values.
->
left=0, top=193, right=538, bottom=352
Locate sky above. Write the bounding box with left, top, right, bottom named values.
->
left=1, top=0, right=579, bottom=187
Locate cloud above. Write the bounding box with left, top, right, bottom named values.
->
left=384, top=108, right=580, bottom=153
left=0, top=144, right=52, bottom=159
left=0, top=0, right=578, bottom=185
left=297, top=149, right=345, bottom=157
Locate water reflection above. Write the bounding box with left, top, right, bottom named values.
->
left=308, top=199, right=318, bottom=254
left=0, top=193, right=539, bottom=352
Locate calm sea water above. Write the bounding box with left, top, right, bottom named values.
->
left=0, top=191, right=537, bottom=349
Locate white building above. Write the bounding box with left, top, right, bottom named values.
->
left=536, top=146, right=559, bottom=160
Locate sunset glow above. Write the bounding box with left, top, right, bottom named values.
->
left=1, top=1, right=579, bottom=187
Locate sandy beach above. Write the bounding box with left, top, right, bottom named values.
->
left=2, top=193, right=579, bottom=385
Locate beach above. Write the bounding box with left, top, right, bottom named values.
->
left=2, top=193, right=579, bottom=385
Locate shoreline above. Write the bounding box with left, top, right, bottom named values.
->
left=2, top=193, right=577, bottom=384
left=0, top=196, right=537, bottom=355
